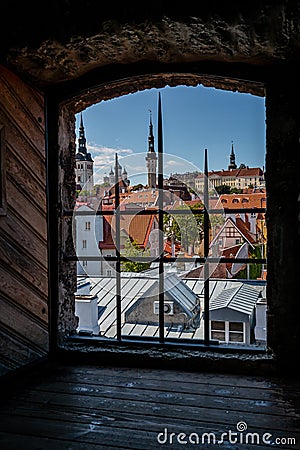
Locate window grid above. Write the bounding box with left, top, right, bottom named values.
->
left=65, top=96, right=267, bottom=349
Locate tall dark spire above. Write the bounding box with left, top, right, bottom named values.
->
left=145, top=107, right=157, bottom=188
left=228, top=141, right=237, bottom=170
left=75, top=112, right=94, bottom=191
left=76, top=112, right=93, bottom=162
left=148, top=109, right=155, bottom=152
left=78, top=113, right=87, bottom=155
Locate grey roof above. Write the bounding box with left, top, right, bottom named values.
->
left=77, top=275, right=266, bottom=339
left=131, top=273, right=199, bottom=318
left=164, top=273, right=198, bottom=314
left=209, top=283, right=262, bottom=316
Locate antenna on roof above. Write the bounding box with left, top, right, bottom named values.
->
left=230, top=242, right=249, bottom=276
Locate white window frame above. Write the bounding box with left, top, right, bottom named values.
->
left=210, top=320, right=245, bottom=344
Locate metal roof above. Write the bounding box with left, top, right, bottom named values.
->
left=130, top=273, right=199, bottom=318
left=209, top=283, right=262, bottom=316
left=77, top=275, right=266, bottom=339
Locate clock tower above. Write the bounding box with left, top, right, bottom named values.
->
left=145, top=110, right=157, bottom=188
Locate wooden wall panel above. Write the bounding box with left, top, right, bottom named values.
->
left=0, top=65, right=49, bottom=377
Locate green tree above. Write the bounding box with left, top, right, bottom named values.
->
left=164, top=202, right=204, bottom=252
left=236, top=245, right=262, bottom=279
left=230, top=187, right=243, bottom=194
left=215, top=184, right=231, bottom=194
left=121, top=238, right=151, bottom=272
left=130, top=183, right=144, bottom=191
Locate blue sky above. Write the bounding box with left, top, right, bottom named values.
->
left=75, top=85, right=266, bottom=186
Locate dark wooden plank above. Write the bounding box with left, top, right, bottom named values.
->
left=0, top=109, right=46, bottom=185
left=6, top=149, right=46, bottom=210
left=33, top=363, right=292, bottom=402
left=46, top=363, right=279, bottom=390
left=0, top=233, right=48, bottom=297
left=0, top=411, right=293, bottom=450
left=0, top=208, right=47, bottom=267
left=0, top=69, right=45, bottom=155
left=6, top=178, right=47, bottom=239
left=0, top=328, right=46, bottom=368
left=0, top=414, right=163, bottom=450
left=0, top=399, right=298, bottom=450
left=0, top=65, right=44, bottom=117
left=1, top=362, right=299, bottom=449
left=0, top=65, right=48, bottom=379
left=28, top=377, right=292, bottom=416
left=0, top=268, right=48, bottom=321
left=0, top=433, right=109, bottom=450
left=4, top=397, right=300, bottom=441
left=7, top=386, right=299, bottom=432
left=0, top=299, right=48, bottom=349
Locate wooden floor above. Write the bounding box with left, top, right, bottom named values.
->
left=0, top=361, right=299, bottom=449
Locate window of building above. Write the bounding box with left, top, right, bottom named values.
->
left=211, top=321, right=245, bottom=343
left=226, top=226, right=236, bottom=237
left=82, top=239, right=87, bottom=249
left=85, top=221, right=91, bottom=230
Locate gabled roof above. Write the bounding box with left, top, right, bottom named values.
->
left=99, top=213, right=157, bottom=250
left=126, top=273, right=199, bottom=319
left=164, top=274, right=199, bottom=314
left=210, top=216, right=256, bottom=248
left=74, top=203, right=95, bottom=211
left=210, top=284, right=261, bottom=316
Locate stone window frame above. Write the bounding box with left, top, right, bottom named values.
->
left=49, top=69, right=292, bottom=373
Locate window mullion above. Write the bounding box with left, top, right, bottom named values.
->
left=114, top=153, right=122, bottom=341
left=157, top=92, right=165, bottom=344
left=203, top=148, right=210, bottom=346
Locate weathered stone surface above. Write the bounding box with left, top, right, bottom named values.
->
left=1, top=2, right=300, bottom=86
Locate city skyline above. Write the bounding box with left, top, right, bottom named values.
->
left=75, top=85, right=266, bottom=186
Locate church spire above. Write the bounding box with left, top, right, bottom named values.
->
left=145, top=108, right=157, bottom=188
left=78, top=112, right=87, bottom=155
left=228, top=141, right=237, bottom=170
left=148, top=109, right=155, bottom=152
left=75, top=112, right=94, bottom=192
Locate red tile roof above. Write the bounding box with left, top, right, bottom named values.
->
left=215, top=192, right=266, bottom=210
left=196, top=167, right=264, bottom=179
left=99, top=213, right=157, bottom=250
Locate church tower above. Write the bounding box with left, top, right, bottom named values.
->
left=228, top=141, right=237, bottom=170
left=75, top=113, right=94, bottom=192
left=145, top=110, right=157, bottom=188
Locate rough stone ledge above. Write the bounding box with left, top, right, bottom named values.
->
left=57, top=339, right=278, bottom=378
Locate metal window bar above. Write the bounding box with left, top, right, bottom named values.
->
left=157, top=92, right=165, bottom=343
left=203, top=148, right=210, bottom=345
left=114, top=153, right=122, bottom=341
left=64, top=207, right=266, bottom=216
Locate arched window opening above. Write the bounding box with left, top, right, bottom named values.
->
left=63, top=79, right=267, bottom=351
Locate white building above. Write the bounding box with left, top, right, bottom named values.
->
left=74, top=204, right=103, bottom=276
